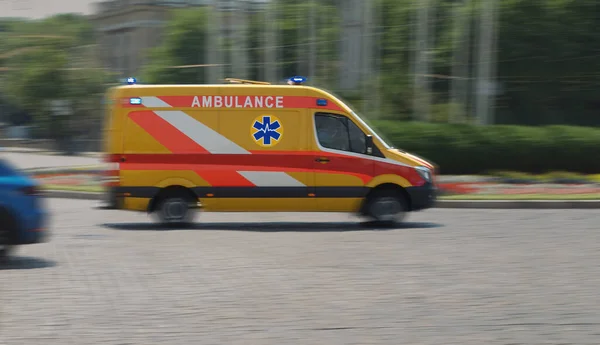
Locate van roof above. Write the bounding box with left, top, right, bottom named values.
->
left=109, top=83, right=352, bottom=112
left=112, top=84, right=316, bottom=90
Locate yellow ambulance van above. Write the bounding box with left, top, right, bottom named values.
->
left=101, top=76, right=438, bottom=225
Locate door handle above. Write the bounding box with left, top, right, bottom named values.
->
left=315, top=157, right=330, bottom=163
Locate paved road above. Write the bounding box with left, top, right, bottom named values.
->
left=2, top=152, right=99, bottom=170
left=2, top=199, right=600, bottom=345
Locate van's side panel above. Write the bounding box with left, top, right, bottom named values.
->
left=207, top=107, right=317, bottom=212
left=112, top=85, right=332, bottom=212
left=120, top=108, right=221, bottom=211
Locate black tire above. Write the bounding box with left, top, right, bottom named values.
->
left=151, top=188, right=198, bottom=228
left=0, top=246, right=14, bottom=262
left=0, top=209, right=16, bottom=261
left=364, top=188, right=408, bottom=227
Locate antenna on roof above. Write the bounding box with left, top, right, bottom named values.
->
left=223, top=78, right=271, bottom=85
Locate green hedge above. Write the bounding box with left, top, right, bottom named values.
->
left=371, top=121, right=600, bottom=175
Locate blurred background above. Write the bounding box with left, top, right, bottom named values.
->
left=3, top=4, right=600, bottom=343
left=1, top=0, right=599, bottom=175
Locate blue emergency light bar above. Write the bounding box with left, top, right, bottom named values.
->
left=126, top=77, right=137, bottom=85
left=316, top=99, right=328, bottom=106
left=288, top=76, right=307, bottom=85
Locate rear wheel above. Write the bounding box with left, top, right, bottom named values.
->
left=364, top=188, right=408, bottom=226
left=151, top=187, right=198, bottom=228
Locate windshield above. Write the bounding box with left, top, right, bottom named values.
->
left=349, top=110, right=396, bottom=150
left=322, top=89, right=399, bottom=151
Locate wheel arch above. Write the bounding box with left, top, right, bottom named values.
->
left=360, top=182, right=412, bottom=215
left=147, top=185, right=198, bottom=213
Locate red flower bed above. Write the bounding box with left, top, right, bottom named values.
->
left=438, top=182, right=600, bottom=195
left=495, top=187, right=600, bottom=195
left=437, top=182, right=483, bottom=195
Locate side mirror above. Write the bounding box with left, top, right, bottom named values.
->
left=366, top=135, right=373, bottom=155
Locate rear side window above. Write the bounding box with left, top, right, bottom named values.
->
left=0, top=159, right=19, bottom=177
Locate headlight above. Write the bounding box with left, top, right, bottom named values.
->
left=415, top=166, right=432, bottom=182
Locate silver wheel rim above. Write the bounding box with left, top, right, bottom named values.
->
left=161, top=198, right=189, bottom=223
left=370, top=197, right=405, bottom=223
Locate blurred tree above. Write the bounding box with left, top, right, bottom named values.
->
left=433, top=0, right=600, bottom=126
left=376, top=0, right=416, bottom=120
left=136, top=0, right=600, bottom=126
left=492, top=0, right=600, bottom=126
left=141, top=8, right=209, bottom=84
left=0, top=14, right=111, bottom=140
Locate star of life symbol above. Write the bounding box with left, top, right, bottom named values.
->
left=252, top=115, right=282, bottom=146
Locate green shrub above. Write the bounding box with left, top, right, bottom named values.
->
left=370, top=121, right=600, bottom=175
left=538, top=171, right=591, bottom=184
left=487, top=171, right=540, bottom=184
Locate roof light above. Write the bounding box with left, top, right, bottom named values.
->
left=126, top=77, right=137, bottom=85
left=129, top=97, right=142, bottom=105
left=288, top=76, right=307, bottom=85
left=316, top=99, right=328, bottom=106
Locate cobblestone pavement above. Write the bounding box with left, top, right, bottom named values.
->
left=2, top=199, right=600, bottom=345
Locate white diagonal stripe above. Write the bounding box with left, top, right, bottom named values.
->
left=154, top=110, right=250, bottom=154
left=238, top=171, right=306, bottom=187
left=142, top=96, right=172, bottom=108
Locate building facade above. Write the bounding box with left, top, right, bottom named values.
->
left=91, top=0, right=267, bottom=79
left=91, top=1, right=197, bottom=77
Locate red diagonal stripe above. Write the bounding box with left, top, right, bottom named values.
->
left=193, top=170, right=255, bottom=187
left=129, top=111, right=209, bottom=154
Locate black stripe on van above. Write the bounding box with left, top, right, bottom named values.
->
left=110, top=186, right=370, bottom=199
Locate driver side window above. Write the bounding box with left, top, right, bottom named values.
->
left=315, top=113, right=367, bottom=154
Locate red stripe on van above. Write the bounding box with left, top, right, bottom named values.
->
left=283, top=96, right=344, bottom=111
left=128, top=111, right=210, bottom=154
left=193, top=170, right=255, bottom=187
left=139, top=95, right=344, bottom=111
left=116, top=153, right=424, bottom=186
left=121, top=163, right=372, bottom=185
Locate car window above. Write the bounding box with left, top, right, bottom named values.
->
left=348, top=120, right=367, bottom=154
left=315, top=114, right=350, bottom=151
left=315, top=113, right=368, bottom=154
left=0, top=159, right=19, bottom=177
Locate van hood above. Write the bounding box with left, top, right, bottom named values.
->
left=386, top=149, right=436, bottom=170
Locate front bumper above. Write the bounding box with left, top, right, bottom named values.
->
left=406, top=182, right=437, bottom=211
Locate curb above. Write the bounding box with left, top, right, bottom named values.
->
left=42, top=190, right=600, bottom=209
left=435, top=200, right=600, bottom=209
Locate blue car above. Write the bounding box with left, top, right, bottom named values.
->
left=0, top=158, right=48, bottom=260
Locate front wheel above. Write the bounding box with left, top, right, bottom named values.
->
left=364, top=189, right=408, bottom=226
